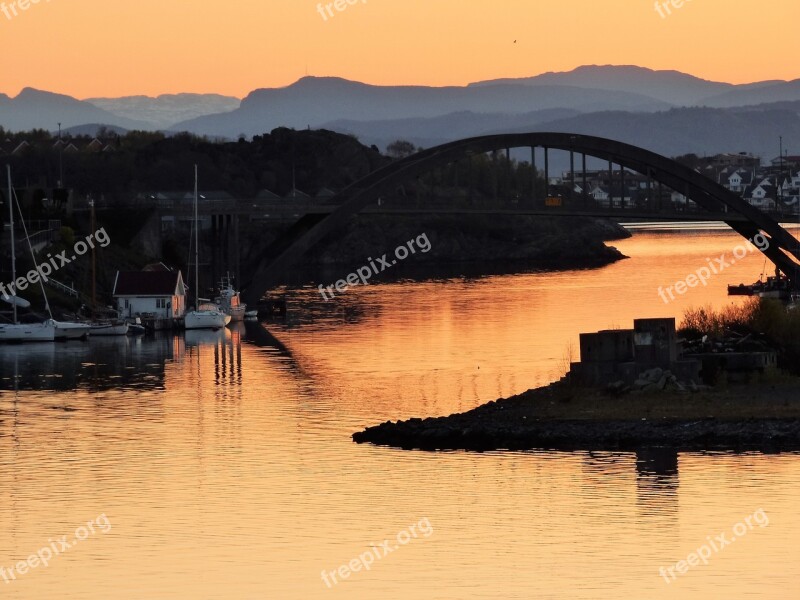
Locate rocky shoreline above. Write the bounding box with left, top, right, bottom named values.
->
left=245, top=214, right=631, bottom=282
left=353, top=382, right=800, bottom=452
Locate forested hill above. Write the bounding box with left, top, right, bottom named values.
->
left=1, top=127, right=388, bottom=201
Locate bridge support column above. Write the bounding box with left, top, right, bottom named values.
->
left=531, top=146, right=537, bottom=205
left=582, top=153, right=588, bottom=207
left=506, top=148, right=512, bottom=205
left=492, top=150, right=498, bottom=203
left=544, top=147, right=549, bottom=199
left=570, top=150, right=575, bottom=205
left=467, top=155, right=474, bottom=206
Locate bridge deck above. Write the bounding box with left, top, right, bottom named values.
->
left=149, top=202, right=793, bottom=224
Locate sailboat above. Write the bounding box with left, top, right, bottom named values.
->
left=0, top=166, right=56, bottom=343
left=184, top=165, right=231, bottom=331
left=85, top=199, right=128, bottom=336
left=53, top=320, right=91, bottom=340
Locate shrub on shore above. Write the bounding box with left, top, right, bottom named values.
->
left=679, top=299, right=800, bottom=374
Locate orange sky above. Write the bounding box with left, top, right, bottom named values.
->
left=1, top=0, right=798, bottom=98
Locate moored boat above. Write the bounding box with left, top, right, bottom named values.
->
left=1, top=166, right=56, bottom=344
left=90, top=321, right=130, bottom=336
left=53, top=320, right=91, bottom=340
left=127, top=320, right=146, bottom=335
left=214, top=273, right=246, bottom=321
left=185, top=303, right=231, bottom=330
left=0, top=320, right=56, bottom=342
left=184, top=166, right=232, bottom=331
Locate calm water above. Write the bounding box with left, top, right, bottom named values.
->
left=1, top=227, right=798, bottom=599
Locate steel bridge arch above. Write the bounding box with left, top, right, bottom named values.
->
left=243, top=133, right=800, bottom=303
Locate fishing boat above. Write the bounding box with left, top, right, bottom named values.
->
left=757, top=275, right=793, bottom=300
left=214, top=273, right=247, bottom=321
left=0, top=166, right=56, bottom=343
left=184, top=165, right=231, bottom=331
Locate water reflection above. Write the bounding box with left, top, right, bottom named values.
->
left=0, top=336, right=176, bottom=392
left=0, top=326, right=254, bottom=393
left=1, top=229, right=799, bottom=600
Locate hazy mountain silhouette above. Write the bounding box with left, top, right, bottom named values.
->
left=0, top=88, right=150, bottom=131
left=700, top=80, right=800, bottom=108
left=520, top=107, right=799, bottom=160
left=85, top=93, right=241, bottom=129
left=469, top=65, right=779, bottom=106
left=170, top=76, right=672, bottom=137
left=3, top=67, right=800, bottom=159
left=319, top=106, right=799, bottom=163
left=322, top=108, right=582, bottom=150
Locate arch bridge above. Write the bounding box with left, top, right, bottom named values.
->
left=242, top=133, right=800, bottom=304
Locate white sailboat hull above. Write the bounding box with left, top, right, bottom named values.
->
left=53, top=321, right=91, bottom=340
left=185, top=310, right=231, bottom=330
left=0, top=321, right=56, bottom=343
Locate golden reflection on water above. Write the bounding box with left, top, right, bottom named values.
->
left=0, top=228, right=798, bottom=599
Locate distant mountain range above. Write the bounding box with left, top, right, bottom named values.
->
left=322, top=105, right=800, bottom=166
left=85, top=93, right=240, bottom=130
left=0, top=88, right=152, bottom=132
left=171, top=75, right=673, bottom=137
left=1, top=66, right=799, bottom=160
left=468, top=65, right=784, bottom=107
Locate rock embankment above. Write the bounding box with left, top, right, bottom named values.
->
left=353, top=382, right=800, bottom=452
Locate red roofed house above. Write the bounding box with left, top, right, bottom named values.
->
left=113, top=268, right=186, bottom=321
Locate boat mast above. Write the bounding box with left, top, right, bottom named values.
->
left=90, top=197, right=96, bottom=319
left=194, top=164, right=199, bottom=309
left=7, top=165, right=17, bottom=325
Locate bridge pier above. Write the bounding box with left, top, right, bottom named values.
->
left=544, top=147, right=549, bottom=200
left=582, top=153, right=588, bottom=207
left=210, top=212, right=241, bottom=291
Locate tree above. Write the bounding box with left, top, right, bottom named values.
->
left=386, top=140, right=416, bottom=159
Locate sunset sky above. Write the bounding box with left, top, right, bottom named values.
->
left=1, top=0, right=799, bottom=98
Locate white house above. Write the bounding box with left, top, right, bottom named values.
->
left=723, top=169, right=753, bottom=193
left=744, top=184, right=777, bottom=210
left=113, top=269, right=186, bottom=320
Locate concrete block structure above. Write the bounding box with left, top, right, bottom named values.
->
left=569, top=318, right=701, bottom=387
